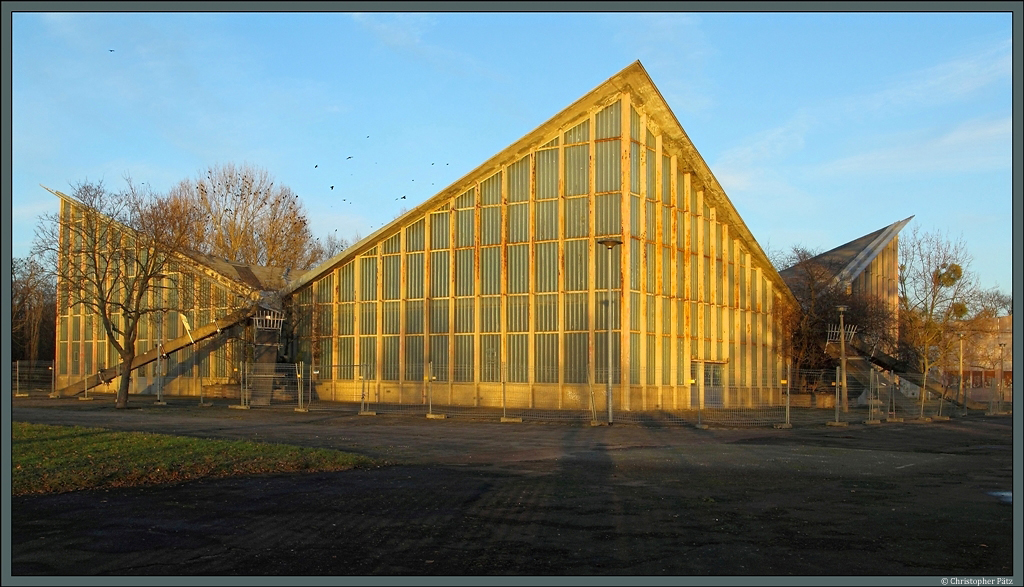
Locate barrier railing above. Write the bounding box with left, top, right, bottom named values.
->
left=235, top=362, right=1000, bottom=426
left=11, top=361, right=55, bottom=397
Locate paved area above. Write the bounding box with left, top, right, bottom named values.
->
left=8, top=394, right=1017, bottom=578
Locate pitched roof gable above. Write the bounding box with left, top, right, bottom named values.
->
left=43, top=185, right=290, bottom=297
left=779, top=216, right=914, bottom=286
left=284, top=61, right=797, bottom=305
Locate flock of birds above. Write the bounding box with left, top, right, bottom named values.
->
left=313, top=135, right=453, bottom=231
left=108, top=47, right=451, bottom=234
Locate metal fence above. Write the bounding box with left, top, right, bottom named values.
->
left=230, top=361, right=1008, bottom=425
left=37, top=358, right=1002, bottom=426
left=239, top=362, right=956, bottom=427
left=11, top=361, right=55, bottom=397
left=899, top=372, right=1011, bottom=417
left=785, top=367, right=995, bottom=424
left=240, top=363, right=307, bottom=409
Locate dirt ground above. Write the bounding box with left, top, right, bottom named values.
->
left=8, top=394, right=1018, bottom=579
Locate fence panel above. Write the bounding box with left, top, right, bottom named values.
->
left=302, top=364, right=366, bottom=413
left=12, top=361, right=55, bottom=397
left=240, top=363, right=301, bottom=408
left=238, top=361, right=996, bottom=427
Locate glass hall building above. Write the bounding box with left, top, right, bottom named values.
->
left=279, top=61, right=798, bottom=411
left=52, top=61, right=801, bottom=412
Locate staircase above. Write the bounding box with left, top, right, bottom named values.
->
left=835, top=343, right=984, bottom=417
left=54, top=304, right=258, bottom=397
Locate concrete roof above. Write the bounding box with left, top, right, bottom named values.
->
left=779, top=216, right=914, bottom=287
left=177, top=250, right=295, bottom=293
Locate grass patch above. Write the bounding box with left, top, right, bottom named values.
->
left=12, top=421, right=378, bottom=496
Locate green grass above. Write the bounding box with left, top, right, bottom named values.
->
left=12, top=421, right=378, bottom=496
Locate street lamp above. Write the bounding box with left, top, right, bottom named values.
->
left=959, top=332, right=965, bottom=416
left=597, top=238, right=623, bottom=424
left=836, top=305, right=848, bottom=414
left=998, top=342, right=1006, bottom=412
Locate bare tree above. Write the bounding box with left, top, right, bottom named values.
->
left=760, top=239, right=791, bottom=273
left=897, top=225, right=979, bottom=415
left=11, top=257, right=56, bottom=361
left=778, top=245, right=897, bottom=379
left=319, top=231, right=351, bottom=261
left=975, top=287, right=1012, bottom=317
left=33, top=178, right=202, bottom=408
left=168, top=163, right=346, bottom=270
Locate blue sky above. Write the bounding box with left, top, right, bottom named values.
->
left=10, top=10, right=1014, bottom=292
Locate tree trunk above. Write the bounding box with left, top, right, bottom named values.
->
left=27, top=304, right=41, bottom=362
left=919, top=355, right=930, bottom=419
left=116, top=354, right=134, bottom=408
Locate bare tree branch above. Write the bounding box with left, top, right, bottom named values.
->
left=33, top=178, right=204, bottom=408
left=778, top=245, right=897, bottom=379
left=168, top=163, right=348, bottom=270
left=897, top=225, right=985, bottom=412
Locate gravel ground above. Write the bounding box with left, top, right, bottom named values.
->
left=8, top=394, right=1017, bottom=580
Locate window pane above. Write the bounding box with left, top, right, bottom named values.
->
left=565, top=197, right=589, bottom=238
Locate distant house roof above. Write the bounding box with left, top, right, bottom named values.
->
left=779, top=216, right=913, bottom=288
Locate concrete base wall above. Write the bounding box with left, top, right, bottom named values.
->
left=54, top=373, right=786, bottom=410
left=309, top=381, right=783, bottom=410
left=55, top=374, right=237, bottom=398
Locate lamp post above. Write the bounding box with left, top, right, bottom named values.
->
left=783, top=361, right=792, bottom=428
left=959, top=332, right=965, bottom=416
left=597, top=238, right=623, bottom=424
left=837, top=305, right=848, bottom=414
left=998, top=342, right=1006, bottom=412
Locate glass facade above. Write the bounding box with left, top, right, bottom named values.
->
left=289, top=94, right=786, bottom=409
left=53, top=198, right=250, bottom=392
left=54, top=70, right=799, bottom=410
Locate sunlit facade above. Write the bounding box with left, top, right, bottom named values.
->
left=53, top=62, right=801, bottom=411
left=51, top=193, right=277, bottom=394
left=281, top=62, right=797, bottom=411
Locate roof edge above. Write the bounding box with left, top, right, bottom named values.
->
left=834, top=216, right=914, bottom=285
left=42, top=184, right=272, bottom=298
left=281, top=62, right=798, bottom=308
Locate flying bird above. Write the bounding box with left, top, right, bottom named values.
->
left=314, top=164, right=318, bottom=168
left=347, top=156, right=352, bottom=160
left=330, top=186, right=334, bottom=190
left=109, top=49, right=114, bottom=52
